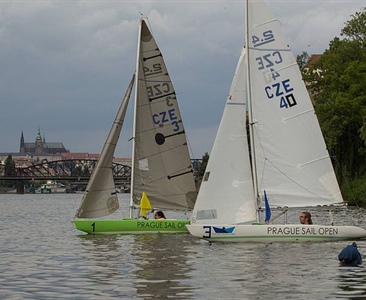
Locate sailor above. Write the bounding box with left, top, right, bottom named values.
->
left=338, top=242, right=362, bottom=266
left=154, top=211, right=166, bottom=220
left=299, top=212, right=313, bottom=225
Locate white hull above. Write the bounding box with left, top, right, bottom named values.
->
left=186, top=224, right=366, bottom=243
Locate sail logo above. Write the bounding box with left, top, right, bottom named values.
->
left=152, top=109, right=177, bottom=124
left=146, top=82, right=170, bottom=98
left=264, top=79, right=297, bottom=109
left=152, top=108, right=181, bottom=133
left=213, top=226, right=235, bottom=234
left=202, top=226, right=235, bottom=238
left=251, top=30, right=275, bottom=48
left=143, top=63, right=163, bottom=77
left=255, top=51, right=283, bottom=70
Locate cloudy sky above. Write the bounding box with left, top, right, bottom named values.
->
left=0, top=0, right=364, bottom=159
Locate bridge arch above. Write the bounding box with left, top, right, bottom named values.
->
left=15, top=159, right=131, bottom=181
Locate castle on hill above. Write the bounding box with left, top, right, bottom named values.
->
left=0, top=129, right=131, bottom=168
left=19, top=129, right=69, bottom=155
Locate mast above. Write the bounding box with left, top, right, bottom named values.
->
left=129, top=17, right=143, bottom=218
left=245, top=0, right=260, bottom=221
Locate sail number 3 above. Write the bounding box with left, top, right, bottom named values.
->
left=153, top=109, right=180, bottom=132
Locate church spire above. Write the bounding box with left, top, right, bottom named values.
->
left=20, top=131, right=25, bottom=153
left=36, top=128, right=42, bottom=141
left=35, top=128, right=43, bottom=154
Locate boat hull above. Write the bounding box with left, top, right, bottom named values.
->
left=73, top=219, right=190, bottom=234
left=186, top=224, right=366, bottom=242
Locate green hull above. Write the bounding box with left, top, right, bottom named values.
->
left=73, top=218, right=190, bottom=234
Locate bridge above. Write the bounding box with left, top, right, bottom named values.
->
left=1, top=159, right=131, bottom=194
left=1, top=158, right=202, bottom=194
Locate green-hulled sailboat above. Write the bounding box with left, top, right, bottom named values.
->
left=73, top=17, right=197, bottom=234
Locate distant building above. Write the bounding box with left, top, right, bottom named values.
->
left=20, top=129, right=69, bottom=155
left=60, top=152, right=100, bottom=160
left=304, top=54, right=322, bottom=68
left=0, top=129, right=131, bottom=170
left=60, top=152, right=131, bottom=166
left=0, top=129, right=70, bottom=170
left=304, top=54, right=322, bottom=76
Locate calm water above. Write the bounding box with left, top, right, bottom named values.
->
left=1, top=193, right=366, bottom=299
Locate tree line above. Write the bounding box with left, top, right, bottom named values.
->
left=299, top=7, right=366, bottom=206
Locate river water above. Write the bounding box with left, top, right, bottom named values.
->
left=1, top=193, right=366, bottom=299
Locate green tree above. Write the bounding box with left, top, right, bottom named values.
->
left=198, top=152, right=209, bottom=178
left=304, top=8, right=366, bottom=205
left=296, top=51, right=310, bottom=70
left=4, top=155, right=16, bottom=176
left=4, top=155, right=16, bottom=187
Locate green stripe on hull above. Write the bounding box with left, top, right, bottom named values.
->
left=73, top=219, right=190, bottom=234
left=205, top=235, right=357, bottom=242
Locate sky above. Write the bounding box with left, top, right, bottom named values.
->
left=0, top=0, right=364, bottom=159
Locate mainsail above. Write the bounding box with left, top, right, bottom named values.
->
left=247, top=0, right=343, bottom=208
left=131, top=18, right=197, bottom=212
left=75, top=75, right=135, bottom=218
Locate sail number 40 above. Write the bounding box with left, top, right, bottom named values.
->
left=265, top=79, right=297, bottom=109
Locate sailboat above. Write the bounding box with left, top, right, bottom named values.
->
left=73, top=18, right=197, bottom=234
left=186, top=0, right=366, bottom=242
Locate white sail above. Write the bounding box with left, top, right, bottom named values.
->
left=75, top=75, right=135, bottom=218
left=191, top=48, right=257, bottom=224
left=131, top=18, right=197, bottom=211
left=247, top=0, right=343, bottom=208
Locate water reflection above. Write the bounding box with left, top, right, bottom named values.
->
left=335, top=266, right=366, bottom=298
left=75, top=234, right=140, bottom=297
left=77, top=234, right=128, bottom=278
left=132, top=234, right=194, bottom=299
left=74, top=233, right=195, bottom=299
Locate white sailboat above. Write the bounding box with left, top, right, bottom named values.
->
left=73, top=18, right=197, bottom=234
left=186, top=0, right=366, bottom=242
